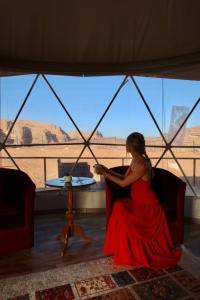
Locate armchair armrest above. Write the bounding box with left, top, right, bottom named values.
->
left=174, top=181, right=186, bottom=222
left=105, top=166, right=130, bottom=228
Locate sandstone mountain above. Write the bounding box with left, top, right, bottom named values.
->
left=0, top=118, right=200, bottom=146
left=0, top=119, right=70, bottom=144
left=68, top=130, right=103, bottom=140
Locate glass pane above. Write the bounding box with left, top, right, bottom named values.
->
left=136, top=77, right=200, bottom=147
left=15, top=158, right=45, bottom=188
left=1, top=75, right=84, bottom=146
left=156, top=150, right=198, bottom=196
left=0, top=148, right=17, bottom=169
left=59, top=147, right=98, bottom=183
left=165, top=79, right=200, bottom=146
left=46, top=75, right=124, bottom=141
left=0, top=75, right=36, bottom=120
left=45, top=144, right=86, bottom=178
left=94, top=79, right=164, bottom=146
left=1, top=74, right=199, bottom=195
left=91, top=144, right=128, bottom=168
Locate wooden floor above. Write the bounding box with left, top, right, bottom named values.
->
left=0, top=213, right=106, bottom=279
left=0, top=213, right=200, bottom=280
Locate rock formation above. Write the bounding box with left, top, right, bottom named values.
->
left=0, top=118, right=199, bottom=147
left=0, top=119, right=70, bottom=144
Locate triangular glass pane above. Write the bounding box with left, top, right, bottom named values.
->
left=90, top=145, right=166, bottom=179
left=172, top=153, right=199, bottom=197
left=57, top=146, right=97, bottom=182
left=2, top=75, right=83, bottom=146
left=0, top=74, right=38, bottom=145
left=93, top=79, right=165, bottom=146
left=194, top=159, right=200, bottom=196
left=156, top=150, right=197, bottom=197
left=15, top=156, right=45, bottom=188
left=46, top=75, right=125, bottom=141
left=147, top=147, right=166, bottom=168
left=136, top=77, right=200, bottom=148
left=55, top=144, right=86, bottom=176
left=170, top=101, right=200, bottom=147
left=71, top=147, right=96, bottom=177
left=23, top=144, right=85, bottom=188
left=0, top=148, right=18, bottom=169
left=155, top=150, right=177, bottom=172
left=2, top=145, right=46, bottom=187
left=0, top=74, right=36, bottom=121
left=89, top=144, right=128, bottom=186
left=91, top=144, right=127, bottom=169
left=134, top=76, right=166, bottom=137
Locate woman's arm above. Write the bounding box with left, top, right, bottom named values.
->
left=99, top=162, right=147, bottom=188
left=107, top=168, right=127, bottom=179
left=95, top=165, right=126, bottom=179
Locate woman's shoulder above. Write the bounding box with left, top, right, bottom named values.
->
left=130, top=157, right=149, bottom=170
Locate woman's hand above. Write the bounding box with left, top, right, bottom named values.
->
left=93, top=164, right=108, bottom=175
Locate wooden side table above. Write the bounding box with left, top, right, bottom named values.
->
left=46, top=176, right=96, bottom=256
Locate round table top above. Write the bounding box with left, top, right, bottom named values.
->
left=46, top=176, right=96, bottom=188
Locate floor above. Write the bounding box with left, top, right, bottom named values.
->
left=183, top=221, right=200, bottom=257
left=0, top=213, right=200, bottom=280
left=0, top=213, right=106, bottom=279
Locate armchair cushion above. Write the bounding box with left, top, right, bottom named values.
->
left=0, top=168, right=36, bottom=255
left=0, top=203, right=23, bottom=229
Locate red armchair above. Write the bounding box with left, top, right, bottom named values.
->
left=0, top=168, right=36, bottom=256
left=105, top=166, right=186, bottom=245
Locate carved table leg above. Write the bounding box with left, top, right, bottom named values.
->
left=73, top=223, right=92, bottom=243
left=57, top=182, right=91, bottom=256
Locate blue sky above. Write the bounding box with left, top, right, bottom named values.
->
left=0, top=75, right=199, bottom=138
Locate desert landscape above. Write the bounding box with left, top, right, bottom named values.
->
left=0, top=118, right=200, bottom=188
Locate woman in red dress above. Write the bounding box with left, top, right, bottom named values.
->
left=95, top=132, right=182, bottom=269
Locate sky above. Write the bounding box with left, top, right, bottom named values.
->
left=0, top=74, right=199, bottom=138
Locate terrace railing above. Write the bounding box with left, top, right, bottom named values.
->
left=0, top=156, right=199, bottom=188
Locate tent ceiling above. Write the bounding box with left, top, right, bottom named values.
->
left=1, top=0, right=200, bottom=79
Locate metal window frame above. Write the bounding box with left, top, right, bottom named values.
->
left=0, top=74, right=199, bottom=197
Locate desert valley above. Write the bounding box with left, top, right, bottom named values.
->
left=0, top=119, right=200, bottom=188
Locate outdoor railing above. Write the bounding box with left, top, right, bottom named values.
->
left=0, top=156, right=199, bottom=187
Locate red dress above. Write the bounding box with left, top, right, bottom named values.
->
left=103, top=170, right=182, bottom=269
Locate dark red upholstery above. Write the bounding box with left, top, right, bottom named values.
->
left=0, top=168, right=36, bottom=256
left=105, top=166, right=186, bottom=244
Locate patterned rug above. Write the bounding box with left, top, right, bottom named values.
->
left=1, top=250, right=200, bottom=300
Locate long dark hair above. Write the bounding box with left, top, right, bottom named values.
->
left=126, top=132, right=151, bottom=166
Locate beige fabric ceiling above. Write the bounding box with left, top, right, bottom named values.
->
left=0, top=0, right=200, bottom=79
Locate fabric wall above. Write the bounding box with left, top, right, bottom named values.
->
left=0, top=0, right=200, bottom=79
